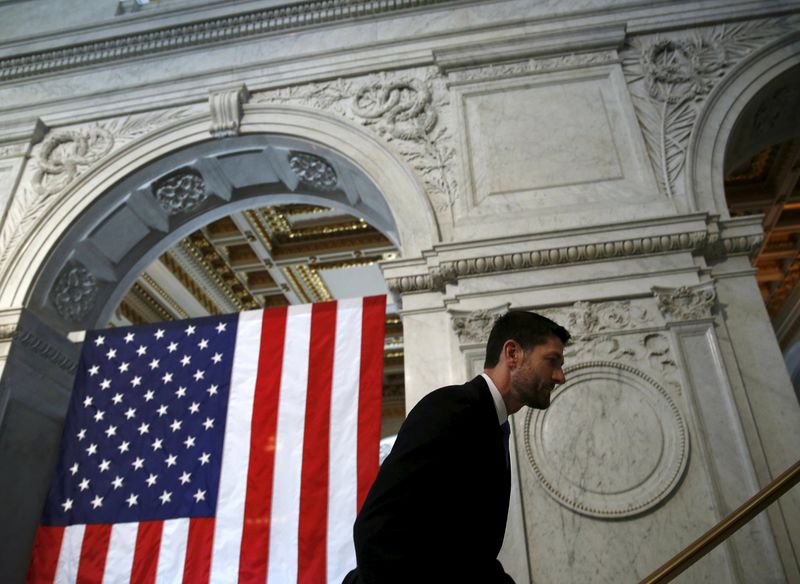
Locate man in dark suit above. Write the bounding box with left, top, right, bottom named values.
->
left=344, top=311, right=570, bottom=584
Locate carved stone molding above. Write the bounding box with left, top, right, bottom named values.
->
left=0, top=0, right=459, bottom=82
left=209, top=84, right=250, bottom=138
left=439, top=232, right=706, bottom=282
left=524, top=360, right=689, bottom=518
left=386, top=229, right=758, bottom=295
left=653, top=282, right=717, bottom=322
left=152, top=168, right=209, bottom=214
left=449, top=304, right=510, bottom=346
left=7, top=325, right=77, bottom=373
left=447, top=51, right=619, bottom=84
left=622, top=17, right=800, bottom=200
left=49, top=262, right=98, bottom=322
left=288, top=151, right=338, bottom=191
left=385, top=269, right=445, bottom=295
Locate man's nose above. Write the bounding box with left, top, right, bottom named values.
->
left=553, top=369, right=566, bottom=384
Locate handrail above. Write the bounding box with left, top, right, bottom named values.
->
left=640, top=459, right=800, bottom=584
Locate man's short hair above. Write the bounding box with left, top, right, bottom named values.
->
left=483, top=311, right=570, bottom=368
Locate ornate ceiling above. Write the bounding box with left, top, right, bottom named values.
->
left=112, top=203, right=406, bottom=436
left=726, top=137, right=800, bottom=346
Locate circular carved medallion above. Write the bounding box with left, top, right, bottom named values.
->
left=524, top=361, right=688, bottom=518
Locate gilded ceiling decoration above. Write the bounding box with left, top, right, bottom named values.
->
left=726, top=137, right=800, bottom=344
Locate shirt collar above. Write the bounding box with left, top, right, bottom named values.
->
left=480, top=372, right=508, bottom=425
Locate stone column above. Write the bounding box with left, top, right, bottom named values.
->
left=0, top=309, right=79, bottom=584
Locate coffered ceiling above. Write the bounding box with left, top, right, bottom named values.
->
left=112, top=203, right=406, bottom=436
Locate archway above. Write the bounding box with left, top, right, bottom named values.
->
left=0, top=106, right=437, bottom=581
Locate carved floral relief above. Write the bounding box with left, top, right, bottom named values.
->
left=622, top=17, right=800, bottom=201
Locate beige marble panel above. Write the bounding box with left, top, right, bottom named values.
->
left=463, top=77, right=623, bottom=197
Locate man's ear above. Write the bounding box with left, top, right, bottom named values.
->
left=502, top=340, right=519, bottom=368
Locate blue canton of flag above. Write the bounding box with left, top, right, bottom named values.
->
left=42, top=314, right=238, bottom=526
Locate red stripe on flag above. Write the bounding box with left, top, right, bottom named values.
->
left=26, top=525, right=65, bottom=583
left=183, top=517, right=214, bottom=584
left=131, top=521, right=163, bottom=584
left=238, top=306, right=288, bottom=582
left=76, top=523, right=112, bottom=583
left=357, top=295, right=386, bottom=510
left=297, top=301, right=337, bottom=584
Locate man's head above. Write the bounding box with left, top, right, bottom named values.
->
left=484, top=311, right=571, bottom=413
left=483, top=311, right=570, bottom=369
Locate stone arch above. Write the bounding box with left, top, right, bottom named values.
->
left=687, top=30, right=800, bottom=215
left=1, top=104, right=438, bottom=331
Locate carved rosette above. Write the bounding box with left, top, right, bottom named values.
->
left=32, top=127, right=114, bottom=196
left=653, top=283, right=717, bottom=322
left=288, top=151, right=338, bottom=191
left=50, top=262, right=98, bottom=322
left=524, top=360, right=689, bottom=518
left=449, top=304, right=510, bottom=346
left=153, top=168, right=209, bottom=214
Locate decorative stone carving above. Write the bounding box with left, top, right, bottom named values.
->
left=0, top=108, right=196, bottom=278
left=448, top=51, right=619, bottom=84
left=0, top=0, right=457, bottom=82
left=385, top=269, right=446, bottom=295
left=50, top=262, right=98, bottom=322
left=351, top=78, right=437, bottom=141
left=524, top=360, right=689, bottom=518
left=9, top=326, right=78, bottom=373
left=253, top=69, right=458, bottom=219
left=288, top=151, right=338, bottom=191
left=209, top=84, right=250, bottom=138
left=449, top=304, right=510, bottom=345
left=555, top=300, right=652, bottom=339
left=386, top=229, right=758, bottom=294
left=439, top=232, right=706, bottom=281
left=622, top=17, right=800, bottom=199
left=653, top=283, right=716, bottom=322
left=31, top=127, right=113, bottom=196
left=0, top=323, right=16, bottom=341
left=153, top=168, right=209, bottom=214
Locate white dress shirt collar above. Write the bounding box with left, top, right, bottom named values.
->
left=480, top=372, right=508, bottom=425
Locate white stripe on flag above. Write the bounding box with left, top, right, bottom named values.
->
left=53, top=523, right=85, bottom=584
left=102, top=522, right=137, bottom=583
left=208, top=310, right=263, bottom=583
left=155, top=518, right=190, bottom=583
left=267, top=304, right=312, bottom=584
left=327, top=299, right=363, bottom=584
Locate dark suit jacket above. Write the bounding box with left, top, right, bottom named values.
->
left=345, top=376, right=515, bottom=584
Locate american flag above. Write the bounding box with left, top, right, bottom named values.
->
left=27, top=296, right=386, bottom=584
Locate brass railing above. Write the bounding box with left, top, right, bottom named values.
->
left=641, top=459, right=800, bottom=584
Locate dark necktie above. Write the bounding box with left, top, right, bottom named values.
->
left=501, top=421, right=511, bottom=469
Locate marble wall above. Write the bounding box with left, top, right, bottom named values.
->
left=1, top=0, right=799, bottom=582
